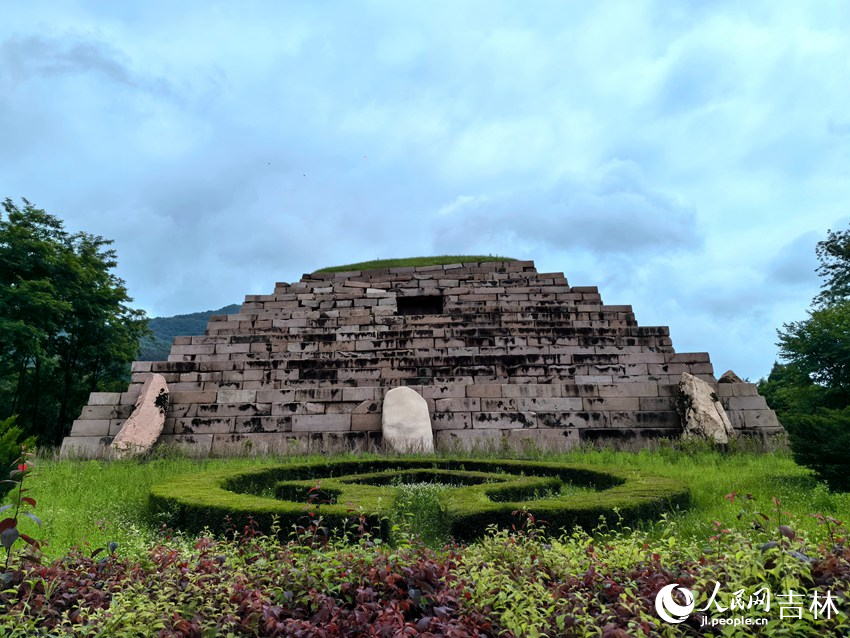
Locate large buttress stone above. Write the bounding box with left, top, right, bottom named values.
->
left=381, top=386, right=435, bottom=453
left=677, top=372, right=736, bottom=444
left=111, top=374, right=169, bottom=458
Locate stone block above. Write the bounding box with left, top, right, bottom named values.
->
left=435, top=429, right=502, bottom=451
left=271, top=401, right=299, bottom=417
left=234, top=416, right=292, bottom=433
left=582, top=397, right=641, bottom=411
left=516, top=397, right=583, bottom=411
left=87, top=392, right=121, bottom=406
left=472, top=412, right=536, bottom=429
left=741, top=410, right=782, bottom=430
left=166, top=402, right=197, bottom=419
left=506, top=428, right=579, bottom=452
left=352, top=413, right=382, bottom=431
left=435, top=397, right=480, bottom=412
left=732, top=383, right=760, bottom=397
left=501, top=384, right=562, bottom=398
left=431, top=412, right=471, bottom=430
left=597, top=382, right=659, bottom=398
left=480, top=397, right=518, bottom=411
left=211, top=433, right=306, bottom=455
left=348, top=399, right=378, bottom=414
left=60, top=436, right=113, bottom=458
left=668, top=352, right=710, bottom=363
left=156, top=434, right=214, bottom=456
left=200, top=403, right=269, bottom=417
left=170, top=391, right=218, bottom=404
left=421, top=384, right=467, bottom=399
left=538, top=411, right=608, bottom=429
left=294, top=388, right=343, bottom=401
left=292, top=414, right=352, bottom=432
left=575, top=375, right=614, bottom=384
left=342, top=386, right=377, bottom=402
left=70, top=419, right=111, bottom=436
left=639, top=397, right=675, bottom=411
left=301, top=402, right=326, bottom=415
left=465, top=384, right=503, bottom=398
left=173, top=417, right=235, bottom=435
left=724, top=396, right=768, bottom=411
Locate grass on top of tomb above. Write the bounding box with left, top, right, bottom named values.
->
left=4, top=440, right=849, bottom=561
left=314, top=255, right=516, bottom=272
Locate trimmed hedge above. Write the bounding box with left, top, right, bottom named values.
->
left=149, top=458, right=690, bottom=541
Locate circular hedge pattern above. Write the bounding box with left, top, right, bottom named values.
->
left=149, top=458, right=690, bottom=542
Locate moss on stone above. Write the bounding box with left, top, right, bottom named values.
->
left=315, top=256, right=516, bottom=273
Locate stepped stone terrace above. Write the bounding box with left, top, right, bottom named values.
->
left=61, top=260, right=782, bottom=456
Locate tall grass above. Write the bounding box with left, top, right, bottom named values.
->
left=555, top=444, right=849, bottom=539
left=5, top=444, right=848, bottom=559
left=8, top=453, right=327, bottom=559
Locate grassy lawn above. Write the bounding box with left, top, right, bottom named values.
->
left=314, top=255, right=516, bottom=272
left=4, top=444, right=850, bottom=636
left=7, top=444, right=849, bottom=560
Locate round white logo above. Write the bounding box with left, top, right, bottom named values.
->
left=655, top=584, right=695, bottom=624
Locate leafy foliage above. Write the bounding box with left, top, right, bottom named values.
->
left=814, top=226, right=850, bottom=307
left=0, top=446, right=41, bottom=573
left=767, top=225, right=850, bottom=491
left=0, top=198, right=148, bottom=445
left=0, top=417, right=36, bottom=498
left=778, top=301, right=850, bottom=401
left=782, top=409, right=850, bottom=492
left=0, top=498, right=848, bottom=636
left=759, top=362, right=831, bottom=417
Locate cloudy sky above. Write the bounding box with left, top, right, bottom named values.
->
left=2, top=1, right=849, bottom=381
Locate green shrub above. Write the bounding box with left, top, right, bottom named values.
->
left=149, top=458, right=690, bottom=542
left=783, top=407, right=850, bottom=491
left=391, top=481, right=450, bottom=546
left=0, top=416, right=36, bottom=498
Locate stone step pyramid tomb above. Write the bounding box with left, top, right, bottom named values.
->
left=61, top=260, right=782, bottom=456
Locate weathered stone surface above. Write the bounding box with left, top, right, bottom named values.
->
left=382, top=386, right=434, bottom=453
left=719, top=369, right=745, bottom=384
left=63, top=261, right=782, bottom=457
left=111, top=374, right=169, bottom=458
left=677, top=372, right=736, bottom=444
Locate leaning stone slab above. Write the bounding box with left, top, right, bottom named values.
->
left=111, top=374, right=169, bottom=458
left=382, top=386, right=434, bottom=453
left=677, top=372, right=736, bottom=444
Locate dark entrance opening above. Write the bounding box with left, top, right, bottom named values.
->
left=397, top=295, right=444, bottom=316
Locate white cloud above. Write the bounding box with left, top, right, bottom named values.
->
left=1, top=0, right=849, bottom=379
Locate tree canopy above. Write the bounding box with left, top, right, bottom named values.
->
left=764, top=227, right=850, bottom=412
left=762, top=225, right=850, bottom=491
left=814, top=227, right=850, bottom=307
left=0, top=198, right=147, bottom=446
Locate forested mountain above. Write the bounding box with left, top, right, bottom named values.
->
left=139, top=304, right=241, bottom=361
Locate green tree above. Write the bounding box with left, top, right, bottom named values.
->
left=776, top=301, right=850, bottom=405
left=758, top=362, right=830, bottom=417
left=814, top=227, right=850, bottom=307
left=0, top=198, right=148, bottom=446
left=769, top=225, right=850, bottom=491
